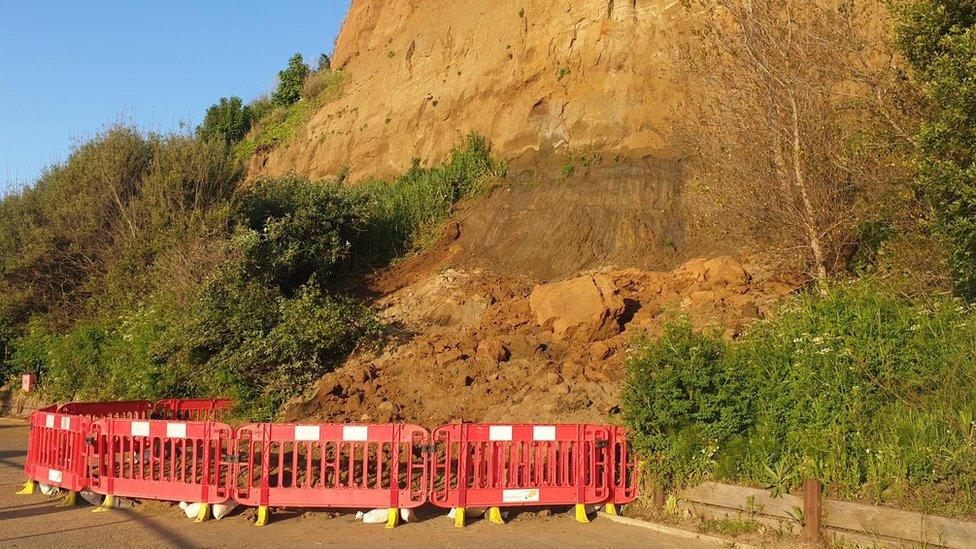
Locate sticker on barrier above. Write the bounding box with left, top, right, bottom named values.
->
left=234, top=423, right=429, bottom=525
left=23, top=410, right=91, bottom=493
left=429, top=423, right=615, bottom=525
left=87, top=418, right=235, bottom=508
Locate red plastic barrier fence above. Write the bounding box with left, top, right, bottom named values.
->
left=234, top=423, right=429, bottom=517
left=87, top=418, right=235, bottom=506
left=429, top=423, right=615, bottom=523
left=58, top=400, right=153, bottom=420
left=23, top=409, right=91, bottom=492
left=155, top=398, right=233, bottom=421
left=20, top=398, right=639, bottom=527
left=611, top=428, right=639, bottom=505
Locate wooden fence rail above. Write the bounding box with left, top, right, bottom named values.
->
left=674, top=480, right=976, bottom=548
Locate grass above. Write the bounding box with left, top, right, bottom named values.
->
left=350, top=133, right=505, bottom=266
left=623, top=280, right=976, bottom=518
left=235, top=70, right=347, bottom=161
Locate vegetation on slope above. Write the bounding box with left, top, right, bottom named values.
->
left=0, top=51, right=503, bottom=419
left=624, top=282, right=976, bottom=517
left=623, top=0, right=976, bottom=518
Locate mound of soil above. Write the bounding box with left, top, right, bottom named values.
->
left=283, top=252, right=794, bottom=425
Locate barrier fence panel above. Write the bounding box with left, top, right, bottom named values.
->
left=23, top=410, right=91, bottom=493
left=87, top=418, right=235, bottom=507
left=58, top=400, right=153, bottom=420
left=611, top=427, right=638, bottom=505
left=233, top=423, right=429, bottom=524
left=19, top=398, right=639, bottom=525
left=155, top=398, right=233, bottom=422
left=429, top=423, right=614, bottom=525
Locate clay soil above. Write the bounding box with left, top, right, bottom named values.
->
left=286, top=216, right=797, bottom=426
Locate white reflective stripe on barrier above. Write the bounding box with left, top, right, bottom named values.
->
left=489, top=425, right=513, bottom=441
left=60, top=416, right=71, bottom=430
left=45, top=414, right=55, bottom=428
left=48, top=469, right=63, bottom=483
left=342, top=425, right=368, bottom=441
left=295, top=425, right=320, bottom=441
left=166, top=423, right=187, bottom=438
left=131, top=421, right=150, bottom=437
left=533, top=426, right=556, bottom=441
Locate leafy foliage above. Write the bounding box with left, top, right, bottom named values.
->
left=623, top=281, right=976, bottom=517
left=198, top=97, right=252, bottom=143
left=897, top=2, right=976, bottom=298
left=0, top=120, right=500, bottom=420
left=351, top=133, right=505, bottom=265
left=234, top=177, right=367, bottom=292
left=271, top=53, right=310, bottom=107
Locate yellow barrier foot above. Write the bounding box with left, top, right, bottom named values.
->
left=194, top=502, right=211, bottom=523
left=385, top=508, right=400, bottom=529
left=453, top=507, right=466, bottom=528
left=575, top=503, right=590, bottom=523
left=92, top=494, right=114, bottom=513
left=488, top=506, right=505, bottom=525
left=15, top=480, right=36, bottom=496
left=604, top=503, right=618, bottom=516
left=56, top=490, right=77, bottom=508
left=255, top=506, right=269, bottom=527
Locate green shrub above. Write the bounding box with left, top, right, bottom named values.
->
left=198, top=97, right=252, bottom=143
left=162, top=271, right=380, bottom=420
left=271, top=53, right=310, bottom=107
left=351, top=133, right=505, bottom=265
left=896, top=3, right=976, bottom=299
left=623, top=321, right=752, bottom=485
left=235, top=177, right=368, bottom=292
left=0, top=315, right=16, bottom=382
left=623, top=280, right=976, bottom=517
left=301, top=69, right=346, bottom=102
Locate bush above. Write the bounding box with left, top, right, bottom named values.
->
left=198, top=97, right=252, bottom=143
left=623, top=280, right=976, bottom=517
left=162, top=270, right=380, bottom=420
left=301, top=69, right=345, bottom=102
left=235, top=177, right=368, bottom=292
left=271, top=53, right=310, bottom=107
left=896, top=3, right=976, bottom=299
left=351, top=133, right=505, bottom=265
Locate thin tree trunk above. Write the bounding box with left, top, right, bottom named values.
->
left=788, top=92, right=828, bottom=282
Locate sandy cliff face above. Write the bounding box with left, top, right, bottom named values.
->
left=252, top=0, right=680, bottom=181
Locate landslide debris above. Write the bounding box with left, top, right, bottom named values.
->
left=283, top=255, right=794, bottom=425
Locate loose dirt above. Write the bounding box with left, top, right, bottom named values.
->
left=286, top=219, right=796, bottom=425
left=0, top=419, right=713, bottom=548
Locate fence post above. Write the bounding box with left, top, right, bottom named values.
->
left=803, top=478, right=822, bottom=541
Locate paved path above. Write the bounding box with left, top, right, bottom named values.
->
left=0, top=418, right=714, bottom=548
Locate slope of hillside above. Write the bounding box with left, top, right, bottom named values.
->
left=251, top=0, right=680, bottom=181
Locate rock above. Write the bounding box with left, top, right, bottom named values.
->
left=589, top=341, right=611, bottom=361
left=529, top=274, right=625, bottom=342
left=435, top=349, right=463, bottom=367
left=477, top=339, right=511, bottom=362
left=560, top=360, right=583, bottom=380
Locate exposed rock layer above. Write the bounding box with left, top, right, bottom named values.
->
left=251, top=0, right=680, bottom=181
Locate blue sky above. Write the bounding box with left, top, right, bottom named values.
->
left=0, top=1, right=351, bottom=194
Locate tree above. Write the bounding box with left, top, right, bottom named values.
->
left=317, top=53, right=332, bottom=72
left=271, top=53, right=310, bottom=107
left=198, top=96, right=251, bottom=143
left=896, top=1, right=976, bottom=299
left=674, top=0, right=912, bottom=283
